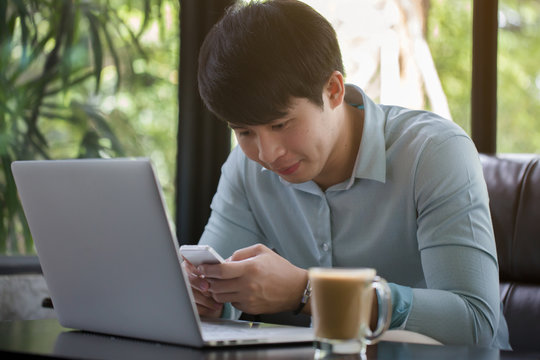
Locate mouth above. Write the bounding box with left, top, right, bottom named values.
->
left=275, top=162, right=300, bottom=176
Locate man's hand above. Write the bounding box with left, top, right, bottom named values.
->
left=198, top=244, right=308, bottom=315
left=182, top=258, right=224, bottom=318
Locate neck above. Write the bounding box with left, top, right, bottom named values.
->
left=315, top=103, right=364, bottom=191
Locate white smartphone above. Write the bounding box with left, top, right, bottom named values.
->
left=179, top=245, right=225, bottom=266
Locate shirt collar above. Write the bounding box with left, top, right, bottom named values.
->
left=345, top=84, right=387, bottom=185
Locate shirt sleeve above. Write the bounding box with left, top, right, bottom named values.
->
left=199, top=147, right=265, bottom=259
left=198, top=148, right=265, bottom=320
left=401, top=135, right=507, bottom=347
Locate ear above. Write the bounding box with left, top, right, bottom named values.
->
left=324, top=71, right=345, bottom=110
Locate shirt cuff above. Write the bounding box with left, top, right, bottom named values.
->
left=388, top=282, right=413, bottom=329
left=221, top=302, right=242, bottom=320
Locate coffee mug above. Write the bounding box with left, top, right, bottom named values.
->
left=309, top=267, right=391, bottom=357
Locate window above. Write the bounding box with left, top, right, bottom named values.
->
left=0, top=0, right=179, bottom=255
left=303, top=0, right=540, bottom=153
left=497, top=0, right=540, bottom=153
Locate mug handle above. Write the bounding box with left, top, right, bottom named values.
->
left=365, top=276, right=392, bottom=344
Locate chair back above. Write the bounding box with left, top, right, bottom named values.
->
left=480, top=154, right=540, bottom=352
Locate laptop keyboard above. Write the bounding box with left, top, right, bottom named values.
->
left=200, top=320, right=313, bottom=342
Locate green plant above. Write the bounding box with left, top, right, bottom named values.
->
left=428, top=0, right=540, bottom=153
left=0, top=0, right=177, bottom=254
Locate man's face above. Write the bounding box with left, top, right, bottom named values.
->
left=229, top=97, right=341, bottom=185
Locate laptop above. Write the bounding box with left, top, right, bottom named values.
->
left=11, top=158, right=314, bottom=347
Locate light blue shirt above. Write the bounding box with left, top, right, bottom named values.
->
left=199, top=85, right=510, bottom=349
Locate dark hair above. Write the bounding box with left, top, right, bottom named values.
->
left=198, top=0, right=344, bottom=125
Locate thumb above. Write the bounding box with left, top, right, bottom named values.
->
left=230, top=244, right=270, bottom=261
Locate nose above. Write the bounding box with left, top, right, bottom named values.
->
left=257, top=130, right=286, bottom=165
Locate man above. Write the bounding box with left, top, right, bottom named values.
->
left=186, top=0, right=510, bottom=349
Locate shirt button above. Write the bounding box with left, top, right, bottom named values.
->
left=322, top=243, right=330, bottom=252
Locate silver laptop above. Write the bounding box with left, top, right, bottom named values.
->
left=11, top=158, right=313, bottom=347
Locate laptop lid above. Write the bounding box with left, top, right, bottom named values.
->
left=11, top=159, right=313, bottom=347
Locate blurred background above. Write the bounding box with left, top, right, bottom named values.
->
left=1, top=0, right=539, bottom=254
left=1, top=0, right=179, bottom=255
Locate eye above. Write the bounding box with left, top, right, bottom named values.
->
left=229, top=123, right=252, bottom=137
left=234, top=128, right=251, bottom=137
left=271, top=120, right=289, bottom=130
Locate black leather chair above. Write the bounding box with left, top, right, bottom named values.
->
left=480, top=154, right=540, bottom=352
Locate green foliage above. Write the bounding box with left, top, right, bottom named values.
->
left=0, top=0, right=178, bottom=254
left=428, top=0, right=540, bottom=153
left=427, top=0, right=473, bottom=135
left=497, top=0, right=540, bottom=153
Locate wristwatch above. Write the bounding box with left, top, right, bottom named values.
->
left=293, top=279, right=312, bottom=315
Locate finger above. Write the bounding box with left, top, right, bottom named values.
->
left=198, top=261, right=248, bottom=280
left=182, top=256, right=195, bottom=269
left=211, top=291, right=243, bottom=305
left=196, top=301, right=223, bottom=318
left=182, top=258, right=202, bottom=277
left=230, top=243, right=269, bottom=261
left=192, top=287, right=223, bottom=310
left=189, top=274, right=211, bottom=292
left=207, top=277, right=247, bottom=295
